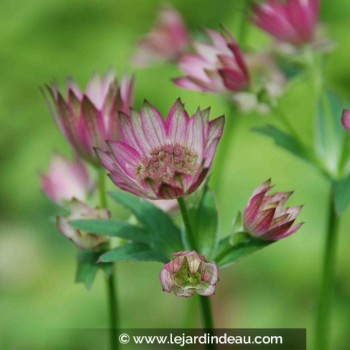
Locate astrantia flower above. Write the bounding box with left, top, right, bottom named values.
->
left=174, top=28, right=250, bottom=95
left=57, top=200, right=110, bottom=250
left=96, top=99, right=225, bottom=200
left=341, top=109, right=350, bottom=131
left=252, top=0, right=320, bottom=46
left=243, top=179, right=303, bottom=240
left=41, top=154, right=93, bottom=205
left=160, top=251, right=219, bottom=297
left=44, top=71, right=134, bottom=166
left=133, top=5, right=189, bottom=67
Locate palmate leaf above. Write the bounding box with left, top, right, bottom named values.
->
left=75, top=250, right=112, bottom=290
left=99, top=242, right=167, bottom=263
left=215, top=235, right=272, bottom=268
left=253, top=124, right=309, bottom=162
left=70, top=219, right=150, bottom=244
left=109, top=191, right=184, bottom=256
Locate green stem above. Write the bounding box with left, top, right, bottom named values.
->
left=98, top=170, right=118, bottom=350
left=199, top=296, right=215, bottom=350
left=238, top=0, right=252, bottom=47
left=315, top=185, right=340, bottom=350
left=177, top=197, right=197, bottom=251
left=337, top=133, right=350, bottom=178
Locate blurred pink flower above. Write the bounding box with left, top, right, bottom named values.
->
left=57, top=199, right=110, bottom=250
left=96, top=99, right=224, bottom=200
left=243, top=179, right=303, bottom=240
left=252, top=0, right=320, bottom=46
left=44, top=71, right=134, bottom=166
left=174, top=28, right=250, bottom=94
left=341, top=109, right=350, bottom=131
left=160, top=251, right=219, bottom=297
left=133, top=5, right=189, bottom=67
left=41, top=154, right=93, bottom=205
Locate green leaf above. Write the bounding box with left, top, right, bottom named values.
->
left=75, top=251, right=101, bottom=290
left=109, top=191, right=184, bottom=254
left=70, top=219, right=149, bottom=244
left=190, top=187, right=218, bottom=259
left=316, top=91, right=347, bottom=176
left=334, top=175, right=350, bottom=215
left=215, top=236, right=272, bottom=268
left=253, top=124, right=309, bottom=162
left=99, top=243, right=167, bottom=263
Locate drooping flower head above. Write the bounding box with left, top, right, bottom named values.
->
left=57, top=200, right=110, bottom=250
left=160, top=251, right=219, bottom=297
left=44, top=71, right=134, bottom=166
left=341, top=109, right=350, bottom=131
left=40, top=154, right=93, bottom=205
left=133, top=5, right=189, bottom=67
left=252, top=0, right=320, bottom=46
left=243, top=179, right=303, bottom=240
left=96, top=99, right=225, bottom=200
left=174, top=28, right=250, bottom=95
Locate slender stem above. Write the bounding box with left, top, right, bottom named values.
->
left=337, top=133, right=350, bottom=178
left=177, top=197, right=197, bottom=251
left=98, top=170, right=118, bottom=350
left=238, top=0, right=252, bottom=46
left=106, top=267, right=118, bottom=350
left=315, top=185, right=340, bottom=350
left=199, top=296, right=215, bottom=350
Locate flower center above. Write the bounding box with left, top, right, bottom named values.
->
left=135, top=144, right=199, bottom=184
left=175, top=259, right=202, bottom=288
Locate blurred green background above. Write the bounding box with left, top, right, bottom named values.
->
left=1, top=0, right=350, bottom=349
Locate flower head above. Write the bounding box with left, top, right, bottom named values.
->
left=160, top=251, right=219, bottom=297
left=57, top=200, right=110, bottom=250
left=341, top=109, right=350, bottom=131
left=96, top=99, right=224, bottom=200
left=44, top=71, right=134, bottom=166
left=174, top=28, right=250, bottom=94
left=243, top=179, right=303, bottom=240
left=133, top=5, right=189, bottom=67
left=41, top=154, right=93, bottom=205
left=252, top=0, right=320, bottom=46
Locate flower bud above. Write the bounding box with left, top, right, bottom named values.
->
left=243, top=179, right=303, bottom=240
left=160, top=251, right=219, bottom=297
left=57, top=200, right=110, bottom=250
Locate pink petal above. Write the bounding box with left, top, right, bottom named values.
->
left=342, top=109, right=350, bottom=131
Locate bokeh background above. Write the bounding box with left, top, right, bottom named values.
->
left=1, top=0, right=350, bottom=349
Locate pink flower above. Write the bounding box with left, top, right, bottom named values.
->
left=243, top=179, right=303, bottom=240
left=57, top=200, right=110, bottom=250
left=174, top=28, right=250, bottom=94
left=160, top=251, right=219, bottom=297
left=133, top=5, right=189, bottom=67
left=252, top=0, right=320, bottom=46
left=44, top=71, right=134, bottom=166
left=341, top=109, right=350, bottom=131
left=40, top=154, right=93, bottom=205
left=96, top=99, right=224, bottom=200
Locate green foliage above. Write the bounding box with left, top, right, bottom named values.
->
left=71, top=219, right=150, bottom=244
left=109, top=191, right=184, bottom=258
left=215, top=235, right=272, bottom=268
left=75, top=250, right=112, bottom=290
left=253, top=124, right=309, bottom=162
